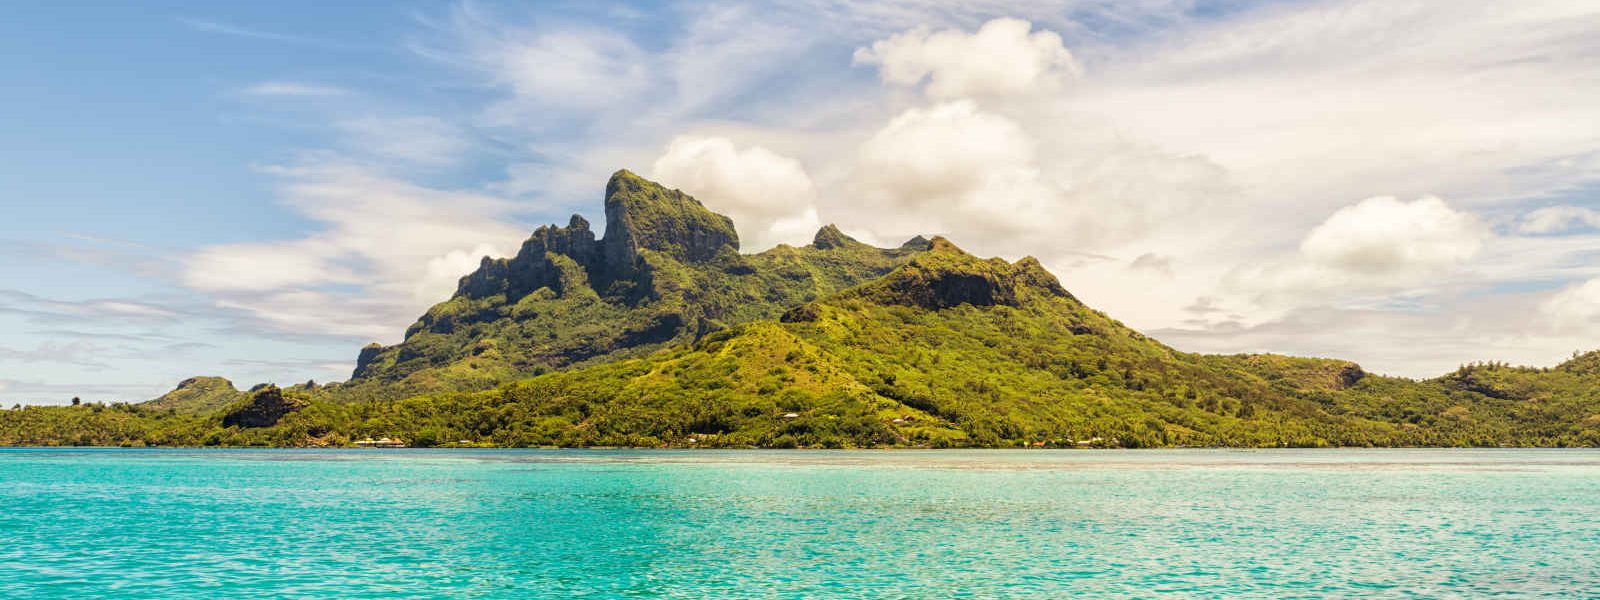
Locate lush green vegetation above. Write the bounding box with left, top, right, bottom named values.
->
left=4, top=171, right=1597, bottom=448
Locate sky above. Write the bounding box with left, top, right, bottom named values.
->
left=2, top=0, right=1599, bottom=405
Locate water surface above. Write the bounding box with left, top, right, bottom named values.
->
left=2, top=449, right=1596, bottom=598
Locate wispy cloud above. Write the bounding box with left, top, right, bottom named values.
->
left=335, top=116, right=469, bottom=166
left=0, top=290, right=184, bottom=325
left=241, top=81, right=352, bottom=97
left=182, top=161, right=527, bottom=342
left=178, top=17, right=359, bottom=50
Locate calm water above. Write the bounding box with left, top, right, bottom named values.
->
left=1, top=449, right=1596, bottom=598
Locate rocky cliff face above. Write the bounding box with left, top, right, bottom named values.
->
left=220, top=385, right=306, bottom=428
left=602, top=169, right=738, bottom=271
left=456, top=214, right=599, bottom=301
left=453, top=170, right=738, bottom=305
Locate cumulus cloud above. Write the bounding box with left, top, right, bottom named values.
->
left=183, top=163, right=525, bottom=341
left=840, top=100, right=1229, bottom=258
left=853, top=17, right=1079, bottom=99
left=1519, top=206, right=1600, bottom=235
left=1300, top=196, right=1487, bottom=273
left=1542, top=278, right=1600, bottom=331
left=650, top=136, right=821, bottom=250
left=1231, top=196, right=1489, bottom=301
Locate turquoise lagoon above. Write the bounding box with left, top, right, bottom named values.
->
left=1, top=449, right=1596, bottom=598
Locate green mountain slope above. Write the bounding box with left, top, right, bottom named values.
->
left=141, top=377, right=246, bottom=414
left=345, top=170, right=926, bottom=394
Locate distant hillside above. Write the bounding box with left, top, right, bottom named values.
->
left=141, top=377, right=245, bottom=414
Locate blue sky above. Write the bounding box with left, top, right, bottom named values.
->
left=3, top=0, right=1599, bottom=404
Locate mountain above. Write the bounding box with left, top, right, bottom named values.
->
left=142, top=377, right=245, bottom=414
left=326, top=239, right=1432, bottom=447
left=345, top=170, right=927, bottom=394
left=6, top=170, right=1600, bottom=448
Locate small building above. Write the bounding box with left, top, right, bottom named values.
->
left=355, top=437, right=406, bottom=448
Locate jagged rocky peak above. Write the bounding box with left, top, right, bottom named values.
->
left=899, top=235, right=934, bottom=252
left=603, top=169, right=738, bottom=266
left=457, top=213, right=601, bottom=299
left=519, top=213, right=598, bottom=262
left=456, top=170, right=741, bottom=300
left=811, top=224, right=865, bottom=250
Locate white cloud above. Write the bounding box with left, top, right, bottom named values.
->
left=839, top=100, right=1229, bottom=259
left=489, top=29, right=653, bottom=111
left=1069, top=0, right=1600, bottom=211
left=1519, top=205, right=1600, bottom=235
left=1542, top=278, right=1600, bottom=332
left=853, top=101, right=1036, bottom=215
left=1300, top=196, right=1487, bottom=274
left=183, top=163, right=527, bottom=341
left=1230, top=196, right=1490, bottom=303
left=853, top=17, right=1079, bottom=99
left=650, top=136, right=821, bottom=250
left=185, top=239, right=349, bottom=293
